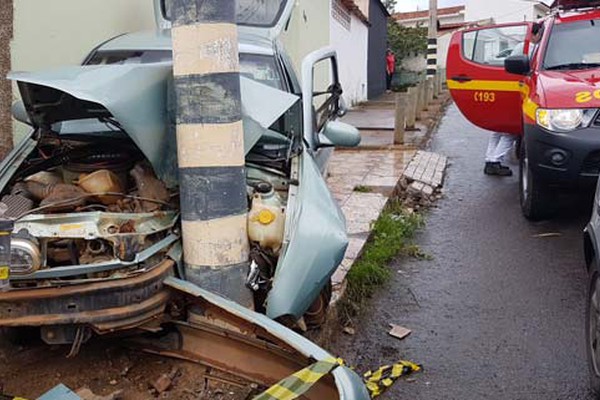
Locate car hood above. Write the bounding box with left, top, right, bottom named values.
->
left=538, top=69, right=600, bottom=107
left=9, top=64, right=299, bottom=186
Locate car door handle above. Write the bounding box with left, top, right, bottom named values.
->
left=450, top=75, right=472, bottom=83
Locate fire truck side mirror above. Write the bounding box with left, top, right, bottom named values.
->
left=505, top=55, right=531, bottom=76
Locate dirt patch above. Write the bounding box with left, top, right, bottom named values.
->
left=0, top=333, right=249, bottom=399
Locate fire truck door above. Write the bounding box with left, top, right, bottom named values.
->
left=446, top=23, right=532, bottom=135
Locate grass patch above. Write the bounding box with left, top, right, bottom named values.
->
left=353, top=185, right=373, bottom=193
left=339, top=201, right=424, bottom=322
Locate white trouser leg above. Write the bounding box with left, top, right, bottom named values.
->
left=485, top=132, right=502, bottom=162
left=491, top=134, right=516, bottom=163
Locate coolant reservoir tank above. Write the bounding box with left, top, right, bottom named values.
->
left=248, top=182, right=285, bottom=254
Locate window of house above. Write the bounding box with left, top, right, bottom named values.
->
left=332, top=0, right=351, bottom=31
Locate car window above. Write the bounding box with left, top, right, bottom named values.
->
left=463, top=26, right=527, bottom=67
left=544, top=19, right=600, bottom=70
left=87, top=50, right=283, bottom=90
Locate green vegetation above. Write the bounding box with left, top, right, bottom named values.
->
left=339, top=201, right=424, bottom=321
left=353, top=185, right=373, bottom=193
left=388, top=22, right=428, bottom=62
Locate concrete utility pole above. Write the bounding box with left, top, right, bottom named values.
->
left=170, top=0, right=252, bottom=306
left=427, top=0, right=438, bottom=79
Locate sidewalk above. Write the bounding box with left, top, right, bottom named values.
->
left=326, top=90, right=451, bottom=297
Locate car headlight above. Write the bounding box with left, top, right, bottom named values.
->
left=536, top=108, right=596, bottom=132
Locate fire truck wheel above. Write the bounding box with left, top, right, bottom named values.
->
left=519, top=140, right=556, bottom=221
left=586, top=260, right=600, bottom=397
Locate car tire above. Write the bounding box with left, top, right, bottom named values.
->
left=586, top=260, right=600, bottom=398
left=519, top=139, right=556, bottom=220
left=304, top=280, right=332, bottom=330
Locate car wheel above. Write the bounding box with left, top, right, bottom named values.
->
left=519, top=139, right=555, bottom=220
left=587, top=262, right=600, bottom=397
left=304, top=281, right=332, bottom=330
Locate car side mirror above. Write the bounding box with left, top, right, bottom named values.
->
left=11, top=101, right=31, bottom=126
left=319, top=120, right=360, bottom=148
left=505, top=55, right=531, bottom=76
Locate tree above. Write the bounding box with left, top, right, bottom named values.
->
left=387, top=21, right=427, bottom=61
left=383, top=0, right=397, bottom=13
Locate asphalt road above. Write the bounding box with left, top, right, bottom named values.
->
left=332, top=104, right=596, bottom=399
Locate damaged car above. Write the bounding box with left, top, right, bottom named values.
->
left=0, top=0, right=360, bottom=350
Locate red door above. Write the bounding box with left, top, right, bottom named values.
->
left=446, top=23, right=532, bottom=135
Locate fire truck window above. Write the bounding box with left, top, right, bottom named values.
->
left=463, top=26, right=528, bottom=67
left=544, top=19, right=600, bottom=70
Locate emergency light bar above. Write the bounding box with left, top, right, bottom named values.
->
left=551, top=0, right=600, bottom=10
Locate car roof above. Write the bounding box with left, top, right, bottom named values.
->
left=97, top=29, right=275, bottom=57
left=555, top=8, right=600, bottom=24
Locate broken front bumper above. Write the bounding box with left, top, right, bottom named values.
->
left=0, top=259, right=174, bottom=333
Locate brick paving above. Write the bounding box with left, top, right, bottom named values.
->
left=326, top=148, right=416, bottom=292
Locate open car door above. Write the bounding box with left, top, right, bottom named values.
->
left=446, top=23, right=532, bottom=135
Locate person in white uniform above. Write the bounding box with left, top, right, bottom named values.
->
left=484, top=23, right=544, bottom=176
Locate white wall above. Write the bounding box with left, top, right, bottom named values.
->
left=465, top=1, right=541, bottom=24
left=11, top=0, right=157, bottom=139
left=12, top=0, right=156, bottom=72
left=330, top=12, right=368, bottom=106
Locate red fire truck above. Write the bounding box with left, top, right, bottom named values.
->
left=447, top=0, right=600, bottom=220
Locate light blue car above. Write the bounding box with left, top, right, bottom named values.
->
left=0, top=1, right=368, bottom=398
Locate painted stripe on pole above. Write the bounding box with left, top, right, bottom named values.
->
left=427, top=54, right=437, bottom=60
left=170, top=0, right=235, bottom=26
left=427, top=38, right=437, bottom=45
left=174, top=73, right=242, bottom=124
left=427, top=48, right=437, bottom=55
left=427, top=59, right=437, bottom=65
left=179, top=166, right=247, bottom=221
left=172, top=23, right=239, bottom=77
left=427, top=68, right=437, bottom=75
left=182, top=215, right=249, bottom=267
left=177, top=122, right=245, bottom=168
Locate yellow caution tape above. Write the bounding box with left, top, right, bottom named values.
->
left=253, top=357, right=342, bottom=400
left=363, top=360, right=422, bottom=398
left=253, top=357, right=421, bottom=400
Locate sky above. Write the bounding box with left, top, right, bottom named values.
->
left=395, top=0, right=466, bottom=12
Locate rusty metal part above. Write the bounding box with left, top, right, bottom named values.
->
left=86, top=239, right=108, bottom=256
left=1, top=193, right=34, bottom=219
left=135, top=283, right=340, bottom=399
left=25, top=180, right=55, bottom=200
left=24, top=171, right=63, bottom=186
left=130, top=163, right=170, bottom=212
left=0, top=259, right=174, bottom=333
left=78, top=169, right=124, bottom=205
left=39, top=184, right=87, bottom=212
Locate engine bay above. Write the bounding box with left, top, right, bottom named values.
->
left=2, top=133, right=292, bottom=293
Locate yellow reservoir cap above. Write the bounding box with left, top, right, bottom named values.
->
left=258, top=210, right=276, bottom=225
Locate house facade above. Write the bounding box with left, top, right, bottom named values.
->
left=367, top=0, right=389, bottom=99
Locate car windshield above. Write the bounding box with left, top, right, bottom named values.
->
left=160, top=0, right=287, bottom=28
left=544, top=19, right=600, bottom=70
left=87, top=50, right=283, bottom=90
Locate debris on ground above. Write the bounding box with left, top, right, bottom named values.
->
left=76, top=387, right=123, bottom=400
left=363, top=361, right=422, bottom=398
left=388, top=324, right=412, bottom=341
left=343, top=326, right=356, bottom=335
left=400, top=151, right=448, bottom=210
left=152, top=374, right=173, bottom=394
